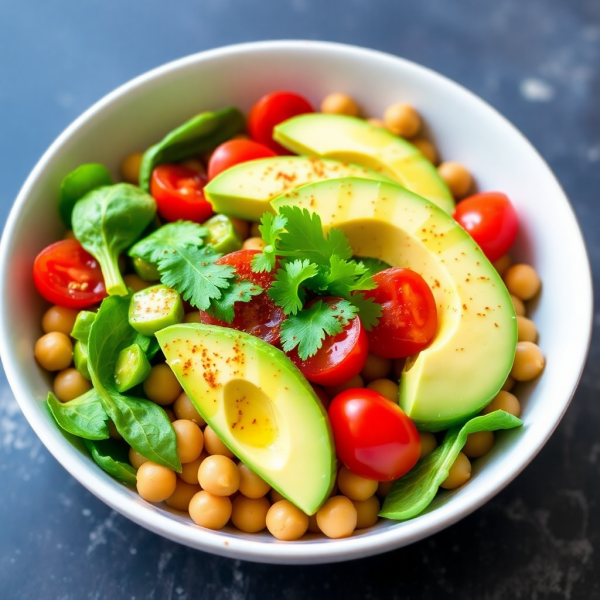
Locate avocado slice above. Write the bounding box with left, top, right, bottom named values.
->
left=273, top=114, right=455, bottom=214
left=204, top=156, right=394, bottom=221
left=156, top=323, right=336, bottom=515
left=272, top=178, right=517, bottom=431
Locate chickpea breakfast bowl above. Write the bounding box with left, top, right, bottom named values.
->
left=0, top=41, right=592, bottom=564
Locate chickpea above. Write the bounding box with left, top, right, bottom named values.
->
left=136, top=461, right=177, bottom=502
left=107, top=420, right=122, bottom=440
left=204, top=426, right=235, bottom=458
left=238, top=463, right=271, bottom=498
left=366, top=118, right=385, bottom=128
left=183, top=312, right=201, bottom=324
left=266, top=500, right=309, bottom=541
left=377, top=480, right=394, bottom=498
left=242, top=237, right=266, bottom=251
left=179, top=452, right=207, bottom=485
left=41, top=306, right=79, bottom=336
left=123, top=273, right=149, bottom=293
left=129, top=447, right=148, bottom=470
left=493, top=254, right=512, bottom=277
left=352, top=495, right=381, bottom=529
left=321, top=93, right=360, bottom=117
left=173, top=392, right=205, bottom=426
left=383, top=103, right=421, bottom=138
left=198, top=455, right=240, bottom=496
left=440, top=452, right=471, bottom=490
left=511, top=341, right=545, bottom=381
left=121, top=152, right=143, bottom=184
left=180, top=158, right=206, bottom=175
left=366, top=378, right=398, bottom=402
left=230, top=217, right=250, bottom=241
left=412, top=138, right=438, bottom=164
left=504, top=264, right=541, bottom=301
left=165, top=480, right=200, bottom=511
left=482, top=390, right=521, bottom=417
left=517, top=316, right=538, bottom=343
left=231, top=495, right=270, bottom=533
left=189, top=491, right=232, bottom=530
left=164, top=408, right=176, bottom=422
left=501, top=376, right=515, bottom=392
left=249, top=222, right=261, bottom=238
left=361, top=353, right=392, bottom=382
left=337, top=467, right=378, bottom=501
left=34, top=332, right=73, bottom=371
left=316, top=496, right=357, bottom=539
left=307, top=513, right=321, bottom=533
left=438, top=162, right=473, bottom=199
left=510, top=294, right=526, bottom=317
left=393, top=358, right=406, bottom=379
left=143, top=364, right=182, bottom=406
left=270, top=489, right=286, bottom=504
left=172, top=419, right=204, bottom=464
left=419, top=431, right=438, bottom=458
left=54, top=368, right=92, bottom=401
left=325, top=375, right=364, bottom=399
left=463, top=431, right=494, bottom=458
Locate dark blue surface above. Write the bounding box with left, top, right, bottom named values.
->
left=1, top=1, right=599, bottom=598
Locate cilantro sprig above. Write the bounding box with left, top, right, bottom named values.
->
left=252, top=206, right=382, bottom=359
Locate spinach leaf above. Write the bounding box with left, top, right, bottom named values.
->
left=84, top=439, right=137, bottom=485
left=59, top=163, right=112, bottom=228
left=134, top=333, right=161, bottom=360
left=380, top=410, right=523, bottom=521
left=139, top=107, right=245, bottom=191
left=47, top=390, right=109, bottom=440
left=88, top=295, right=181, bottom=471
left=72, top=184, right=156, bottom=296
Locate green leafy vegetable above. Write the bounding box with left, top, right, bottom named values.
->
left=355, top=256, right=392, bottom=277
left=380, top=410, right=523, bottom=521
left=84, top=439, right=137, bottom=485
left=347, top=293, right=383, bottom=330
left=206, top=279, right=263, bottom=322
left=47, top=390, right=109, bottom=440
left=280, top=298, right=358, bottom=360
left=139, top=107, right=245, bottom=191
left=251, top=213, right=287, bottom=273
left=72, top=184, right=157, bottom=296
left=59, top=163, right=112, bottom=228
left=268, top=259, right=318, bottom=315
left=88, top=295, right=181, bottom=472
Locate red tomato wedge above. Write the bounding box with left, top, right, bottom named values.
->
left=33, top=239, right=107, bottom=308
left=453, top=192, right=518, bottom=262
left=248, top=91, right=314, bottom=154
left=198, top=249, right=285, bottom=345
left=329, top=388, right=421, bottom=481
left=150, top=164, right=212, bottom=223
left=208, top=139, right=277, bottom=180
left=288, top=296, right=368, bottom=387
left=362, top=267, right=437, bottom=359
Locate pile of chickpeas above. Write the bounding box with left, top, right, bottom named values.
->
left=34, top=91, right=546, bottom=541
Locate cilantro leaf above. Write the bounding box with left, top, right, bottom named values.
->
left=251, top=212, right=287, bottom=273
left=207, top=278, right=263, bottom=323
left=280, top=299, right=359, bottom=360
left=355, top=256, right=391, bottom=277
left=348, top=293, right=383, bottom=331
left=156, top=245, right=235, bottom=311
left=307, top=255, right=377, bottom=298
left=268, top=259, right=319, bottom=315
left=129, top=221, right=207, bottom=264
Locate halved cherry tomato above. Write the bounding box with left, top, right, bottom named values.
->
left=453, top=192, right=518, bottom=262
left=288, top=296, right=368, bottom=387
left=248, top=91, right=314, bottom=154
left=208, top=139, right=277, bottom=180
left=150, top=164, right=212, bottom=223
left=198, top=249, right=285, bottom=345
left=329, top=388, right=421, bottom=481
left=362, top=267, right=437, bottom=359
left=33, top=239, right=107, bottom=308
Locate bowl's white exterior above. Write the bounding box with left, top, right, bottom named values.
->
left=0, top=41, right=592, bottom=564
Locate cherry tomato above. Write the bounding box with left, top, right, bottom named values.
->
left=33, top=239, right=107, bottom=308
left=150, top=164, right=212, bottom=223
left=328, top=388, right=421, bottom=481
left=362, top=267, right=437, bottom=359
left=288, top=297, right=368, bottom=387
left=453, top=192, right=518, bottom=262
left=248, top=91, right=314, bottom=154
left=208, top=139, right=277, bottom=180
left=198, top=249, right=285, bottom=345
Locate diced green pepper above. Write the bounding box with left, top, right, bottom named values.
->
left=73, top=341, right=91, bottom=380
left=128, top=284, right=184, bottom=336
left=203, top=214, right=243, bottom=254
left=132, top=257, right=160, bottom=281
left=114, top=343, right=152, bottom=393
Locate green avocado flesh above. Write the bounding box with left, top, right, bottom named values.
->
left=204, top=156, right=394, bottom=221
left=272, top=178, right=517, bottom=431
left=273, top=114, right=455, bottom=215
left=156, top=323, right=336, bottom=514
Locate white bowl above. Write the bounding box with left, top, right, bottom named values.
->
left=0, top=40, right=592, bottom=564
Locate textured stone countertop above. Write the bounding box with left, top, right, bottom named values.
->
left=1, top=1, right=599, bottom=598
